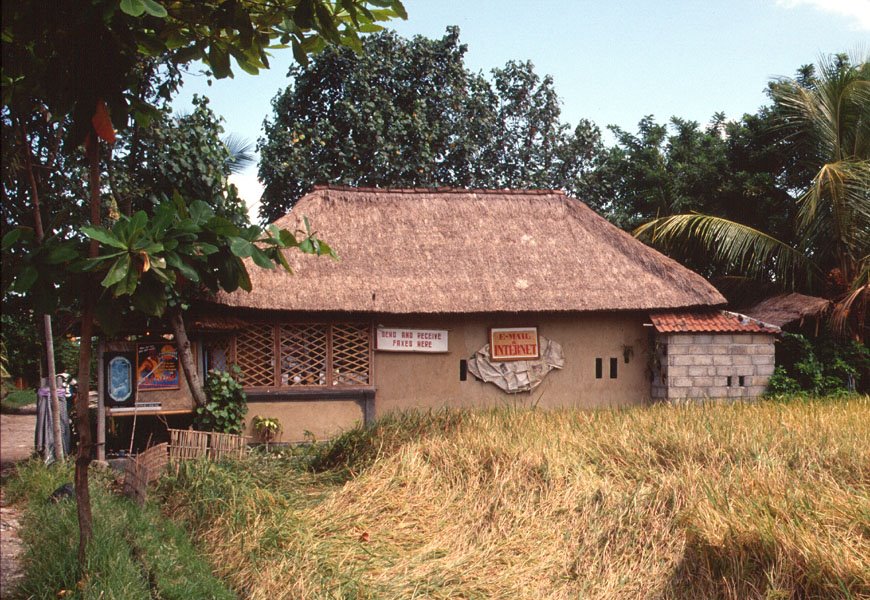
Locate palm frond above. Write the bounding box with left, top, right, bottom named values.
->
left=634, top=214, right=822, bottom=289
left=223, top=133, right=256, bottom=175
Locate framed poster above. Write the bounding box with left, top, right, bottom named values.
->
left=489, top=327, right=540, bottom=361
left=104, top=351, right=136, bottom=407
left=136, top=343, right=180, bottom=391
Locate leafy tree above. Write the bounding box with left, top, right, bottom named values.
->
left=635, top=54, right=869, bottom=339
left=3, top=0, right=406, bottom=566
left=258, top=28, right=603, bottom=221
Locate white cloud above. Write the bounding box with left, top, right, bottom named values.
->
left=228, top=173, right=265, bottom=222
left=776, top=0, right=870, bottom=31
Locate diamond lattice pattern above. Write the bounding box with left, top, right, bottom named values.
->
left=205, top=338, right=232, bottom=372
left=332, top=323, right=370, bottom=385
left=236, top=324, right=274, bottom=387
left=279, top=323, right=328, bottom=386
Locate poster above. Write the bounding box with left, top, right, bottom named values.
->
left=489, top=327, right=540, bottom=361
left=136, top=343, right=180, bottom=391
left=104, top=351, right=136, bottom=407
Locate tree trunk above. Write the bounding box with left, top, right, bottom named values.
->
left=169, top=307, right=208, bottom=408
left=74, top=135, right=101, bottom=566
left=20, top=124, right=65, bottom=463
left=43, top=315, right=64, bottom=462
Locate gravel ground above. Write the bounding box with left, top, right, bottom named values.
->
left=1, top=407, right=36, bottom=598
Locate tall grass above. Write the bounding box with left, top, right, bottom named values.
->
left=161, top=398, right=870, bottom=599
left=5, top=460, right=233, bottom=600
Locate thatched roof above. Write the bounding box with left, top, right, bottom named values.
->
left=214, top=186, right=726, bottom=314
left=743, top=293, right=832, bottom=328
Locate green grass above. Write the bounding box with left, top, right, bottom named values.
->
left=4, top=461, right=234, bottom=600
left=159, top=397, right=870, bottom=599
left=1, top=388, right=36, bottom=411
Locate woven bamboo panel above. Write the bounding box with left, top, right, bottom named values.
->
left=168, top=429, right=209, bottom=461
left=210, top=432, right=248, bottom=461
left=236, top=324, right=274, bottom=387
left=279, top=323, right=328, bottom=386
left=205, top=337, right=232, bottom=372
left=123, top=442, right=169, bottom=505
left=332, top=323, right=370, bottom=385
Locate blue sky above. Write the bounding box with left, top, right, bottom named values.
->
left=173, top=0, right=868, bottom=215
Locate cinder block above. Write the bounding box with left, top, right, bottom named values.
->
left=688, top=387, right=707, bottom=398
left=672, top=377, right=693, bottom=387
left=746, top=386, right=767, bottom=398
left=715, top=366, right=734, bottom=376
left=751, top=354, right=774, bottom=365
left=732, top=334, right=754, bottom=345
left=691, top=334, right=714, bottom=345
left=708, top=366, right=719, bottom=376
left=728, top=387, right=747, bottom=398
left=695, top=376, right=716, bottom=387
left=668, top=366, right=688, bottom=377
left=693, top=355, right=714, bottom=366
left=755, top=364, right=776, bottom=377
left=711, top=334, right=731, bottom=344
left=752, top=334, right=774, bottom=344
left=671, top=355, right=694, bottom=366
left=713, top=355, right=733, bottom=366
left=688, top=366, right=707, bottom=377
left=666, top=344, right=689, bottom=355
left=709, top=345, right=729, bottom=354
left=732, top=345, right=751, bottom=355
left=712, top=377, right=729, bottom=387
left=668, top=334, right=693, bottom=345
left=706, top=386, right=728, bottom=398
left=732, top=355, right=752, bottom=365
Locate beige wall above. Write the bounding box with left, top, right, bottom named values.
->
left=245, top=400, right=364, bottom=443
left=373, top=312, right=652, bottom=416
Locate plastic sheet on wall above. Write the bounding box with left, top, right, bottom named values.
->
left=467, top=336, right=564, bottom=393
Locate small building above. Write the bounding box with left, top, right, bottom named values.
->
left=101, top=187, right=781, bottom=443
left=649, top=311, right=780, bottom=401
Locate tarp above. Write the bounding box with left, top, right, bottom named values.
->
left=35, top=387, right=71, bottom=463
left=467, top=336, right=564, bottom=393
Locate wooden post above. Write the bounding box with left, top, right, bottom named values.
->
left=96, top=340, right=106, bottom=461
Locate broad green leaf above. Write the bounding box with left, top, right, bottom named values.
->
left=12, top=266, right=38, bottom=292
left=250, top=246, right=275, bottom=269
left=140, top=0, right=167, bottom=18
left=189, top=200, right=214, bottom=224
left=119, top=0, right=145, bottom=17
left=229, top=236, right=254, bottom=258
left=45, top=243, right=80, bottom=264
left=102, top=255, right=131, bottom=288
left=82, top=226, right=128, bottom=250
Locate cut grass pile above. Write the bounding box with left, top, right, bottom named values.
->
left=160, top=398, right=870, bottom=599
left=4, top=460, right=234, bottom=600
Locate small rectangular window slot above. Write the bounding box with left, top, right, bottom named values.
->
left=459, top=359, right=468, bottom=382
left=595, top=358, right=603, bottom=379
left=739, top=375, right=745, bottom=387
left=610, top=357, right=618, bottom=379
left=727, top=376, right=732, bottom=387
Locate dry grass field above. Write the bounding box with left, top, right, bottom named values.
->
left=161, top=397, right=870, bottom=599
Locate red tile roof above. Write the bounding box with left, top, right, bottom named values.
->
left=650, top=311, right=780, bottom=334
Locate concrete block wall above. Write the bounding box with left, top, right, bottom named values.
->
left=651, top=333, right=776, bottom=401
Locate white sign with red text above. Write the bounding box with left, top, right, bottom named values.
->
left=376, top=328, right=449, bottom=353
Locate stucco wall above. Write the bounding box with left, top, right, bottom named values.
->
left=245, top=399, right=364, bottom=443
left=651, top=333, right=776, bottom=400
left=373, top=312, right=652, bottom=416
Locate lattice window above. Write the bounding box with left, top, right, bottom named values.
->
left=332, top=323, right=370, bottom=386
left=279, top=323, right=328, bottom=386
left=235, top=324, right=274, bottom=387
left=204, top=337, right=232, bottom=373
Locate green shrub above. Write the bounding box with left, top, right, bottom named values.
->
left=772, top=332, right=868, bottom=395
left=194, top=367, right=247, bottom=434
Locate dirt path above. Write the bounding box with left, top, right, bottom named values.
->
left=1, top=407, right=36, bottom=598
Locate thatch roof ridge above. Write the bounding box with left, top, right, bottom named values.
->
left=218, top=187, right=726, bottom=314
left=312, top=184, right=560, bottom=195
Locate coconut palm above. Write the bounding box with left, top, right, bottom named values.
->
left=636, top=53, right=869, bottom=339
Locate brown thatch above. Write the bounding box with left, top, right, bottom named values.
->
left=743, top=293, right=832, bottom=328
left=215, top=186, right=726, bottom=314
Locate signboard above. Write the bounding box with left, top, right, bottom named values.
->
left=376, top=328, right=448, bottom=353
left=136, top=343, right=180, bottom=391
left=489, top=327, right=540, bottom=361
left=104, top=352, right=136, bottom=407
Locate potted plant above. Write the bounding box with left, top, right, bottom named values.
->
left=252, top=416, right=282, bottom=449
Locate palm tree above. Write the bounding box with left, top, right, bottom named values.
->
left=635, top=53, right=869, bottom=340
